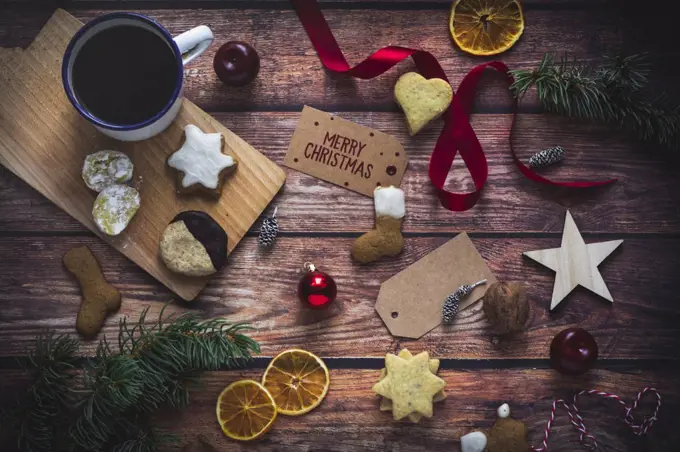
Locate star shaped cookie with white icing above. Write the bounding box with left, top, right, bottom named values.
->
left=167, top=124, right=237, bottom=196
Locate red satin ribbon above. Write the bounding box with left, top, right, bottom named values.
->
left=291, top=0, right=616, bottom=211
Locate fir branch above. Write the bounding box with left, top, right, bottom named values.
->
left=105, top=417, right=169, bottom=452
left=110, top=430, right=174, bottom=452
left=70, top=354, right=144, bottom=451
left=597, top=54, right=650, bottom=93
left=12, top=333, right=79, bottom=452
left=510, top=53, right=680, bottom=150
left=10, top=304, right=260, bottom=452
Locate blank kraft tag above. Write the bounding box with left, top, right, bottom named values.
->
left=284, top=106, right=407, bottom=197
left=375, top=232, right=497, bottom=339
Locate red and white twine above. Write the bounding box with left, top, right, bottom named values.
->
left=532, top=387, right=662, bottom=451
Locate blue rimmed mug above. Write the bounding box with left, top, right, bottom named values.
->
left=62, top=12, right=213, bottom=142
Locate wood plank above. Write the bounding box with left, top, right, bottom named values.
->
left=0, top=368, right=676, bottom=452
left=0, top=236, right=678, bottom=359
left=0, top=0, right=617, bottom=5
left=0, top=8, right=54, bottom=50
left=0, top=7, right=640, bottom=112
left=71, top=8, right=634, bottom=112
left=2, top=113, right=679, bottom=234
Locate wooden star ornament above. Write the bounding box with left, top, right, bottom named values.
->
left=523, top=210, right=623, bottom=310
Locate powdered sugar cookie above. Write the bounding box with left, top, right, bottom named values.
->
left=82, top=150, right=134, bottom=192
left=92, top=185, right=141, bottom=236
left=167, top=124, right=237, bottom=197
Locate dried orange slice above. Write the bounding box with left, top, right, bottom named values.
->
left=449, top=0, right=525, bottom=56
left=262, top=349, right=330, bottom=416
left=216, top=379, right=277, bottom=441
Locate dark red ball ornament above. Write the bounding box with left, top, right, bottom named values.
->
left=213, top=41, right=260, bottom=87
left=298, top=263, right=337, bottom=308
left=550, top=327, right=599, bottom=376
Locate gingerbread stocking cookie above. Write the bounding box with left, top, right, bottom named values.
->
left=351, top=186, right=405, bottom=264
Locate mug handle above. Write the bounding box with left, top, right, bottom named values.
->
left=173, top=26, right=214, bottom=66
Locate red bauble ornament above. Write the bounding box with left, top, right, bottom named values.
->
left=298, top=263, right=337, bottom=308
left=550, top=327, right=599, bottom=376
left=213, top=41, right=260, bottom=87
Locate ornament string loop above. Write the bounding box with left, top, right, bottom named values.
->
left=290, top=0, right=616, bottom=212
left=532, top=387, right=662, bottom=451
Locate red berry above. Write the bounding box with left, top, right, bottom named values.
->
left=298, top=270, right=337, bottom=308
left=213, top=41, right=260, bottom=87
left=550, top=328, right=599, bottom=376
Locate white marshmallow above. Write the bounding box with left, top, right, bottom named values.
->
left=498, top=403, right=511, bottom=418
left=461, top=431, right=487, bottom=452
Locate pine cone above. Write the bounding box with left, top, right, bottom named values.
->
left=258, top=215, right=278, bottom=247
left=442, top=281, right=486, bottom=324
left=529, top=146, right=565, bottom=168
left=442, top=293, right=460, bottom=324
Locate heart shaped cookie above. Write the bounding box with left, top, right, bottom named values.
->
left=394, top=72, right=453, bottom=136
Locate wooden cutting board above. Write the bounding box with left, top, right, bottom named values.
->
left=0, top=10, right=286, bottom=301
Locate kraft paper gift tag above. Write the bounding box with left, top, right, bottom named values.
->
left=375, top=232, right=497, bottom=339
left=284, top=106, right=407, bottom=197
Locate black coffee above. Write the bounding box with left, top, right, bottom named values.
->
left=72, top=25, right=177, bottom=125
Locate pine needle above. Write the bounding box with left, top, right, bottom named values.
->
left=510, top=53, right=680, bottom=150
left=8, top=305, right=260, bottom=452
left=5, top=333, right=78, bottom=452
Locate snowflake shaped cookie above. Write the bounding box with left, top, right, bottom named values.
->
left=167, top=124, right=237, bottom=196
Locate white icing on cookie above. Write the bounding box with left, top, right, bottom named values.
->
left=374, top=186, right=405, bottom=219
left=167, top=125, right=235, bottom=189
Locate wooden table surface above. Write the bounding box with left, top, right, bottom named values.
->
left=1, top=1, right=679, bottom=451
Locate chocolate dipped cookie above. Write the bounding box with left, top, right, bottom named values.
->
left=160, top=211, right=228, bottom=277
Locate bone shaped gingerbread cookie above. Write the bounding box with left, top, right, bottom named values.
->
left=63, top=246, right=121, bottom=338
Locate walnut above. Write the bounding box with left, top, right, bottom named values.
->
left=482, top=282, right=529, bottom=335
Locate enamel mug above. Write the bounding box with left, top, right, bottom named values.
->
left=62, top=12, right=213, bottom=142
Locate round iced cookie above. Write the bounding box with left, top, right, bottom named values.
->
left=92, top=185, right=141, bottom=236
left=82, top=150, right=134, bottom=192
left=160, top=211, right=228, bottom=277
